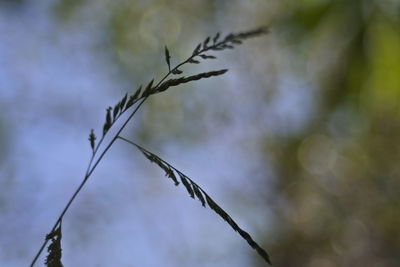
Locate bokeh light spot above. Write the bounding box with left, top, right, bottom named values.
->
left=298, top=134, right=337, bottom=175
left=139, top=4, right=181, bottom=51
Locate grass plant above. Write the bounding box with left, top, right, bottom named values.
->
left=30, top=27, right=271, bottom=266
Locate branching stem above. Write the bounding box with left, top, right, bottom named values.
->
left=29, top=36, right=232, bottom=267
left=30, top=27, right=269, bottom=266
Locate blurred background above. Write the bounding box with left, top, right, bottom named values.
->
left=1, top=0, right=399, bottom=266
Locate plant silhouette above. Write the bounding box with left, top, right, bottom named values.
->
left=30, top=27, right=271, bottom=266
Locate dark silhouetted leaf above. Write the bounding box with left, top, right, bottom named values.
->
left=213, top=32, right=220, bottom=43
left=237, top=228, right=271, bottom=264
left=179, top=173, right=194, bottom=198
left=199, top=54, right=216, bottom=59
left=102, top=122, right=110, bottom=136
left=192, top=43, right=201, bottom=55
left=88, top=129, right=96, bottom=151
left=222, top=44, right=234, bottom=49
left=142, top=79, right=154, bottom=97
left=166, top=167, right=179, bottom=186
left=132, top=142, right=178, bottom=186
left=119, top=93, right=128, bottom=112
left=156, top=79, right=177, bottom=93
left=224, top=33, right=235, bottom=41
left=188, top=58, right=200, bottom=64
left=186, top=69, right=227, bottom=79
left=126, top=96, right=135, bottom=110
left=106, top=107, right=112, bottom=125
left=224, top=33, right=234, bottom=41
left=45, top=224, right=63, bottom=267
left=192, top=184, right=206, bottom=206
left=231, top=39, right=242, bottom=45
left=126, top=87, right=142, bottom=110
left=113, top=103, right=120, bottom=120
left=203, top=36, right=210, bottom=49
left=132, top=85, right=142, bottom=100
left=164, top=46, right=171, bottom=71
left=103, top=107, right=112, bottom=136
left=172, top=69, right=183, bottom=75
left=155, top=69, right=228, bottom=94
left=119, top=136, right=272, bottom=265
left=205, top=194, right=271, bottom=264
left=156, top=69, right=228, bottom=94
left=235, top=26, right=269, bottom=39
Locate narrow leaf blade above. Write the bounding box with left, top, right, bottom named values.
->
left=171, top=69, right=183, bottom=75
left=164, top=46, right=171, bottom=71
left=142, top=79, right=154, bottom=97
left=179, top=174, right=195, bottom=198
left=192, top=184, right=206, bottom=207
left=120, top=93, right=128, bottom=111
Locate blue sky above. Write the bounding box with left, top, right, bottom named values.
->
left=0, top=1, right=313, bottom=266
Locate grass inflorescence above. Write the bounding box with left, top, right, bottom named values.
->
left=30, top=26, right=271, bottom=266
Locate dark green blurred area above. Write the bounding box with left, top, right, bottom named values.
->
left=263, top=1, right=400, bottom=267
left=268, top=126, right=400, bottom=266
left=16, top=0, right=400, bottom=266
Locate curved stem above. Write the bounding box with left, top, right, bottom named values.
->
left=29, top=97, right=148, bottom=266
left=29, top=30, right=257, bottom=266
left=29, top=48, right=200, bottom=267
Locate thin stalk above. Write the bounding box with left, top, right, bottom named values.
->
left=30, top=97, right=146, bottom=267
left=30, top=27, right=269, bottom=266
left=30, top=45, right=208, bottom=267
left=116, top=135, right=272, bottom=264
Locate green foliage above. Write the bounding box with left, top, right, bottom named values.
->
left=259, top=2, right=400, bottom=267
